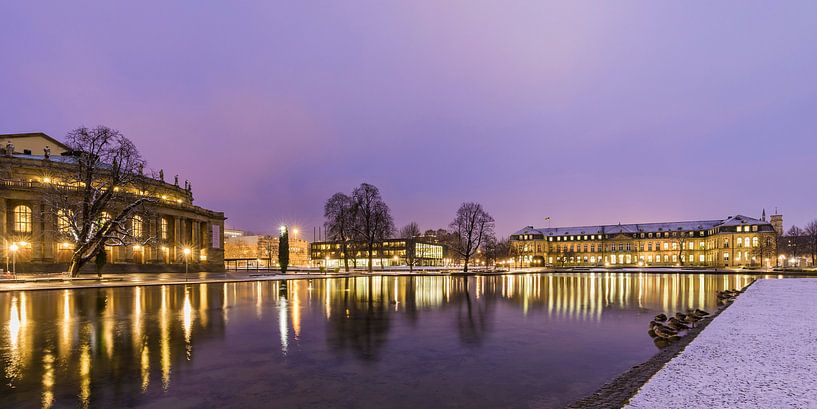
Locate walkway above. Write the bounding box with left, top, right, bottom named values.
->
left=626, top=278, right=817, bottom=408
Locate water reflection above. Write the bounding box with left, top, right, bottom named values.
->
left=0, top=273, right=762, bottom=409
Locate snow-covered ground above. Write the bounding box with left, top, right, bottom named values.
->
left=626, top=278, right=817, bottom=409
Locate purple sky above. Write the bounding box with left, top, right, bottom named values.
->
left=2, top=2, right=816, bottom=237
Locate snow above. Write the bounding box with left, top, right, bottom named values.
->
left=626, top=278, right=817, bottom=409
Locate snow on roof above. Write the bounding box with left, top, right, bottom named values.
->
left=512, top=216, right=767, bottom=236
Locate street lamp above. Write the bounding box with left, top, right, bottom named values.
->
left=183, top=247, right=192, bottom=279
left=9, top=243, right=19, bottom=278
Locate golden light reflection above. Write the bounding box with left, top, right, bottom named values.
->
left=279, top=294, right=288, bottom=355
left=160, top=285, right=171, bottom=390
left=79, top=343, right=91, bottom=408
left=183, top=287, right=193, bottom=360
left=42, top=350, right=55, bottom=408
left=292, top=281, right=301, bottom=338
left=141, top=343, right=150, bottom=392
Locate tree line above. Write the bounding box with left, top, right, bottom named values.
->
left=323, top=183, right=501, bottom=272
left=781, top=221, right=817, bottom=266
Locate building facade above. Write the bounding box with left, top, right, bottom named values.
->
left=224, top=233, right=311, bottom=268
left=1, top=133, right=225, bottom=273
left=310, top=238, right=445, bottom=268
left=511, top=214, right=777, bottom=268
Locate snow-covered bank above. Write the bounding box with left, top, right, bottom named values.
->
left=626, top=278, right=817, bottom=408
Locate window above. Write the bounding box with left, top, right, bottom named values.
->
left=132, top=215, right=144, bottom=238
left=57, top=208, right=72, bottom=233
left=737, top=226, right=742, bottom=232
left=699, top=255, right=705, bottom=263
left=752, top=225, right=758, bottom=232
left=737, top=238, right=743, bottom=248
left=13, top=205, right=32, bottom=233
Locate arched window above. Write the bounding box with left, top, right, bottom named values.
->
left=132, top=215, right=144, bottom=238
left=13, top=205, right=32, bottom=233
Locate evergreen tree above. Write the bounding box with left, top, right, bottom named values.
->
left=278, top=226, right=289, bottom=274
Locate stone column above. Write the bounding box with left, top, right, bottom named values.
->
left=192, top=220, right=200, bottom=261
left=174, top=216, right=182, bottom=263
left=0, top=199, right=7, bottom=266
left=31, top=201, right=44, bottom=262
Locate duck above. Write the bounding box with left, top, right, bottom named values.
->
left=653, top=326, right=677, bottom=339
left=683, top=314, right=701, bottom=326
left=654, top=313, right=668, bottom=322
left=667, top=317, right=690, bottom=330
left=692, top=308, right=710, bottom=316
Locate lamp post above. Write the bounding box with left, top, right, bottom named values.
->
left=183, top=247, right=191, bottom=280
left=9, top=243, right=19, bottom=278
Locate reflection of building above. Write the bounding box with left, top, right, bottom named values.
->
left=224, top=234, right=310, bottom=267
left=511, top=213, right=778, bottom=268
left=0, top=132, right=225, bottom=273
left=310, top=238, right=445, bottom=268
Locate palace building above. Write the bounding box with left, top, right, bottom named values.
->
left=0, top=132, right=226, bottom=273
left=511, top=213, right=778, bottom=268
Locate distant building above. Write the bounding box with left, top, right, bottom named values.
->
left=224, top=228, right=246, bottom=239
left=224, top=234, right=310, bottom=267
left=0, top=132, right=226, bottom=273
left=511, top=213, right=778, bottom=268
left=310, top=238, right=446, bottom=268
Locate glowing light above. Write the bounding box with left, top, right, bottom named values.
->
left=42, top=177, right=52, bottom=184
left=183, top=247, right=191, bottom=256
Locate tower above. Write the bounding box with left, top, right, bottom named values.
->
left=770, top=209, right=783, bottom=236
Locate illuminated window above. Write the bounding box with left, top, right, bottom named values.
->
left=752, top=237, right=759, bottom=247
left=133, top=215, right=144, bottom=238
left=699, top=254, right=705, bottom=263
left=13, top=205, right=32, bottom=233
left=57, top=208, right=72, bottom=233
left=737, top=238, right=743, bottom=248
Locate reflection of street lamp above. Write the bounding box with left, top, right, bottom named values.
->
left=9, top=243, right=19, bottom=278
left=183, top=247, right=191, bottom=279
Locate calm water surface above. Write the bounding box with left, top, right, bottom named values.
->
left=1, top=273, right=763, bottom=409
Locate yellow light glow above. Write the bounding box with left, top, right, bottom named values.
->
left=42, top=177, right=52, bottom=184
left=9, top=244, right=18, bottom=252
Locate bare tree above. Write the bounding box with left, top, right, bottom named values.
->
left=351, top=183, right=394, bottom=273
left=480, top=236, right=509, bottom=268
left=44, top=126, right=156, bottom=277
left=805, top=220, right=817, bottom=267
left=449, top=202, right=495, bottom=272
left=399, top=222, right=421, bottom=239
left=785, top=225, right=805, bottom=265
left=673, top=230, right=688, bottom=266
left=399, top=222, right=421, bottom=272
left=751, top=234, right=776, bottom=269
left=324, top=192, right=356, bottom=272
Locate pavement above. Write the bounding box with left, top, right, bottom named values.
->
left=625, top=278, right=817, bottom=408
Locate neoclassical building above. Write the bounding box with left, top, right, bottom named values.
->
left=1, top=132, right=225, bottom=273
left=511, top=213, right=778, bottom=268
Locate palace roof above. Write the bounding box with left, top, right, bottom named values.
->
left=513, top=214, right=768, bottom=236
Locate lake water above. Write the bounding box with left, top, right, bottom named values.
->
left=1, top=273, right=761, bottom=409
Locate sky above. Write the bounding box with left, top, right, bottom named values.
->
left=2, top=1, right=816, bottom=238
